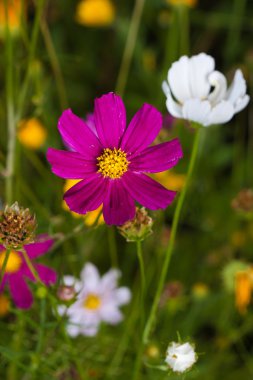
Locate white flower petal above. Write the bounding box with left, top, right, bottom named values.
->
left=165, top=342, right=197, bottom=373
left=206, top=100, right=234, bottom=126
left=188, top=53, right=215, bottom=99
left=164, top=87, right=183, bottom=118
left=114, top=287, right=131, bottom=305
left=57, top=305, right=67, bottom=316
left=234, top=94, right=250, bottom=114
left=66, top=324, right=81, bottom=338
left=62, top=275, right=82, bottom=293
left=81, top=324, right=99, bottom=337
left=100, top=304, right=123, bottom=324
left=101, top=269, right=121, bottom=291
left=168, top=56, right=192, bottom=102
left=164, top=54, right=249, bottom=127
left=226, top=69, right=247, bottom=105
left=162, top=81, right=170, bottom=97
left=80, top=262, right=100, bottom=290
left=182, top=99, right=211, bottom=125
left=208, top=71, right=227, bottom=105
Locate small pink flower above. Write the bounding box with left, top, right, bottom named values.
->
left=0, top=235, right=57, bottom=309
left=47, top=92, right=183, bottom=225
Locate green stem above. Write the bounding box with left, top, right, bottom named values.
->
left=132, top=241, right=146, bottom=380
left=225, top=0, right=247, bottom=63
left=0, top=248, right=11, bottom=285
left=21, top=248, right=42, bottom=284
left=178, top=5, right=190, bottom=55
left=17, top=0, right=46, bottom=120
left=143, top=128, right=201, bottom=344
left=108, top=227, right=118, bottom=267
left=7, top=315, right=25, bottom=380
left=4, top=0, right=15, bottom=205
left=136, top=240, right=146, bottom=307
left=115, top=0, right=146, bottom=97
left=40, top=17, right=68, bottom=110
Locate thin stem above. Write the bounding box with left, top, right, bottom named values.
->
left=21, top=248, right=42, bottom=284
left=40, top=17, right=68, bottom=110
left=7, top=314, right=25, bottom=380
left=132, top=241, right=146, bottom=380
left=0, top=248, right=11, bottom=285
left=17, top=0, right=46, bottom=121
left=4, top=0, right=15, bottom=205
left=225, top=0, right=247, bottom=63
left=143, top=128, right=201, bottom=344
left=136, top=240, right=146, bottom=305
left=178, top=5, right=190, bottom=55
left=115, top=0, right=145, bottom=97
left=108, top=227, right=118, bottom=267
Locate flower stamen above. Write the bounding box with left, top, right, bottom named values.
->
left=97, top=148, right=129, bottom=179
left=84, top=293, right=101, bottom=310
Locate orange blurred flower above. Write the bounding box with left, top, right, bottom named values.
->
left=235, top=270, right=252, bottom=314
left=0, top=0, right=23, bottom=35
left=167, top=0, right=197, bottom=7
left=18, top=118, right=47, bottom=150
left=76, top=0, right=115, bottom=27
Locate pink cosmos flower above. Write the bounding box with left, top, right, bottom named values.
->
left=0, top=236, right=57, bottom=309
left=47, top=92, right=183, bottom=225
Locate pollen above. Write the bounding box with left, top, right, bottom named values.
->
left=97, top=148, right=129, bottom=179
left=0, top=250, right=22, bottom=274
left=84, top=293, right=101, bottom=310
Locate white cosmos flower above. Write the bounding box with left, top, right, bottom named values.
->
left=162, top=53, right=250, bottom=127
left=165, top=341, right=197, bottom=373
left=58, top=263, right=131, bottom=337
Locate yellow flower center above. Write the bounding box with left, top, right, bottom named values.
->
left=97, top=148, right=129, bottom=179
left=0, top=250, right=22, bottom=274
left=83, top=293, right=101, bottom=310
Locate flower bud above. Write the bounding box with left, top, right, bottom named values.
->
left=231, top=189, right=253, bottom=216
left=118, top=207, right=153, bottom=242
left=57, top=285, right=76, bottom=302
left=0, top=202, right=37, bottom=249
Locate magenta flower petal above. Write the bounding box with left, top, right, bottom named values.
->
left=129, top=138, right=183, bottom=173
left=48, top=93, right=183, bottom=225
left=35, top=264, right=57, bottom=285
left=47, top=148, right=97, bottom=179
left=120, top=104, right=162, bottom=156
left=58, top=109, right=102, bottom=158
left=94, top=93, right=127, bottom=149
left=103, top=180, right=135, bottom=225
left=9, top=274, right=33, bottom=309
left=25, top=236, right=54, bottom=259
left=123, top=172, right=176, bottom=210
left=64, top=174, right=106, bottom=214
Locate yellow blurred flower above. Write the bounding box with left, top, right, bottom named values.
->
left=153, top=171, right=186, bottom=192
left=167, top=0, right=197, bottom=7
left=235, top=270, right=252, bottom=314
left=0, top=294, right=10, bottom=317
left=17, top=118, right=47, bottom=149
left=192, top=282, right=209, bottom=299
left=76, top=0, right=115, bottom=27
left=145, top=344, right=160, bottom=359
left=0, top=0, right=23, bottom=36
left=63, top=179, right=104, bottom=226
